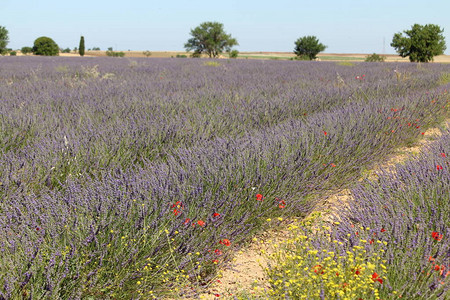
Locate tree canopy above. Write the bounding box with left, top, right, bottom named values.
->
left=184, top=22, right=238, bottom=58
left=32, top=36, right=59, bottom=56
left=294, top=36, right=327, bottom=60
left=391, top=24, right=446, bottom=62
left=0, top=26, right=9, bottom=55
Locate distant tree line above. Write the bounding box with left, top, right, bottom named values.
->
left=0, top=23, right=446, bottom=62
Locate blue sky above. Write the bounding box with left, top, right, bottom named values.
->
left=2, top=0, right=449, bottom=54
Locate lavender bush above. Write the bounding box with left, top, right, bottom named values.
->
left=0, top=56, right=448, bottom=298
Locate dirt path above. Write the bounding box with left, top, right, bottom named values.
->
left=191, top=121, right=448, bottom=299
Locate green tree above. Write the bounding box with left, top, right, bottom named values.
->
left=32, top=37, right=59, bottom=56
left=184, top=21, right=238, bottom=58
left=0, top=26, right=9, bottom=55
left=391, top=24, right=446, bottom=62
left=79, top=36, right=85, bottom=56
left=21, top=46, right=32, bottom=55
left=294, top=36, right=326, bottom=60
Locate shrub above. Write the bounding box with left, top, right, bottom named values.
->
left=143, top=50, right=152, bottom=57
left=9, top=50, right=16, bottom=56
left=293, top=54, right=311, bottom=61
left=32, top=36, right=59, bottom=56
left=365, top=53, right=385, bottom=62
left=229, top=49, right=239, bottom=58
left=61, top=48, right=71, bottom=53
left=92, top=47, right=101, bottom=51
left=176, top=54, right=187, bottom=58
left=21, top=46, right=32, bottom=55
left=106, top=49, right=125, bottom=57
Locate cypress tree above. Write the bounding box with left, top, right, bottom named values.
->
left=79, top=36, right=85, bottom=56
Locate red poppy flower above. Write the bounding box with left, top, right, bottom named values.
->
left=36, top=227, right=40, bottom=231
left=331, top=163, right=336, bottom=167
left=323, top=131, right=327, bottom=136
left=214, top=249, right=223, bottom=256
left=441, top=153, right=446, bottom=157
left=436, top=165, right=443, bottom=170
left=256, top=194, right=263, bottom=201
left=312, top=265, right=324, bottom=274
left=214, top=294, right=220, bottom=297
left=434, top=265, right=441, bottom=271
left=355, top=269, right=360, bottom=275
left=219, top=239, right=231, bottom=246
left=213, top=212, right=220, bottom=218
left=380, top=228, right=386, bottom=233
left=429, top=256, right=435, bottom=262
left=197, top=220, right=206, bottom=227
left=173, top=209, right=181, bottom=216
left=432, top=231, right=443, bottom=241
left=212, top=259, right=219, bottom=264
left=278, top=200, right=286, bottom=209
left=372, top=272, right=383, bottom=284
left=369, top=239, right=374, bottom=244
left=184, top=218, right=191, bottom=225
left=421, top=132, right=425, bottom=135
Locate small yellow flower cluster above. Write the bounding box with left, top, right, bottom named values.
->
left=265, top=225, right=387, bottom=299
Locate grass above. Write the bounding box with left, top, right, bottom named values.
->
left=320, top=56, right=365, bottom=61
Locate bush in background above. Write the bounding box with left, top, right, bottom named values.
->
left=365, top=53, right=385, bottom=62
left=9, top=50, right=16, bottom=56
left=21, top=46, right=32, bottom=55
left=229, top=49, right=239, bottom=58
left=106, top=47, right=125, bottom=57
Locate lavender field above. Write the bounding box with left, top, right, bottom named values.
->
left=0, top=57, right=449, bottom=299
